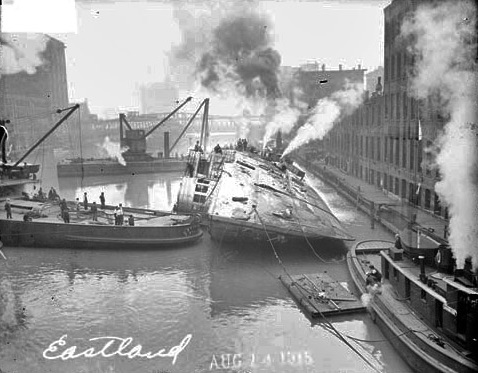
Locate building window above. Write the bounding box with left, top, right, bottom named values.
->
left=395, top=177, right=399, bottom=195
left=397, top=94, right=401, bottom=119
left=384, top=173, right=388, bottom=190
left=402, top=139, right=407, bottom=168
left=425, top=189, right=431, bottom=210
left=395, top=139, right=400, bottom=166
left=377, top=138, right=381, bottom=161
left=389, top=138, right=393, bottom=163
left=371, top=137, right=375, bottom=160
left=403, top=92, right=408, bottom=119
left=426, top=140, right=433, bottom=175
left=401, top=179, right=407, bottom=199
left=434, top=193, right=442, bottom=215
left=418, top=140, right=423, bottom=173
left=393, top=267, right=398, bottom=281
left=391, top=93, right=395, bottom=119
left=421, top=289, right=427, bottom=301
left=409, top=182, right=415, bottom=204
left=410, top=140, right=415, bottom=171
left=397, top=52, right=401, bottom=78
left=391, top=54, right=396, bottom=80
left=384, top=138, right=388, bottom=161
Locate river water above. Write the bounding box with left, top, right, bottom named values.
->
left=0, top=166, right=413, bottom=373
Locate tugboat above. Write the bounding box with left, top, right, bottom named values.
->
left=347, top=235, right=478, bottom=373
left=0, top=104, right=202, bottom=249
left=175, top=99, right=354, bottom=244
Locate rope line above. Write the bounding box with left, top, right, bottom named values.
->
left=252, top=206, right=382, bottom=373
left=78, top=109, right=84, bottom=190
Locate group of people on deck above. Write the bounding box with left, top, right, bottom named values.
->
left=236, top=138, right=248, bottom=151
left=59, top=191, right=133, bottom=225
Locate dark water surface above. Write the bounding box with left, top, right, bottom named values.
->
left=0, top=166, right=412, bottom=373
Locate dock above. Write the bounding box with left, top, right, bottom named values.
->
left=280, top=273, right=365, bottom=318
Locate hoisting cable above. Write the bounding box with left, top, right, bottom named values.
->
left=77, top=108, right=84, bottom=190
left=252, top=206, right=382, bottom=373
left=291, top=200, right=345, bottom=264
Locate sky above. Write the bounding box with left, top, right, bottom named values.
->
left=2, top=0, right=391, bottom=118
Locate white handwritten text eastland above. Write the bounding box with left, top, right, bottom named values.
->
left=43, top=334, right=192, bottom=364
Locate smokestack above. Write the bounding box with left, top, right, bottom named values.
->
left=418, top=255, right=427, bottom=283
left=164, top=131, right=170, bottom=158
left=339, top=64, right=343, bottom=71
left=375, top=76, right=383, bottom=94
left=322, top=64, right=325, bottom=71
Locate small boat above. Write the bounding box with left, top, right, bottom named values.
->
left=0, top=104, right=202, bottom=249
left=347, top=238, right=478, bottom=373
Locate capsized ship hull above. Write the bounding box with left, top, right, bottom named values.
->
left=57, top=158, right=186, bottom=177
left=178, top=151, right=354, bottom=243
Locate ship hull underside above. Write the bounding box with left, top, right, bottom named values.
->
left=208, top=215, right=351, bottom=244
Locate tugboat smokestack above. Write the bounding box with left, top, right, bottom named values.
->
left=419, top=255, right=426, bottom=283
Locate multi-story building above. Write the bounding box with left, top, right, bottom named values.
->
left=294, top=63, right=367, bottom=109
left=321, top=0, right=478, bottom=223
left=0, top=34, right=69, bottom=157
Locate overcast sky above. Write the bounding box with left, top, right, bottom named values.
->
left=2, top=0, right=391, bottom=117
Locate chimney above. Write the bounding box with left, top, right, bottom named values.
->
left=164, top=131, right=170, bottom=158
left=321, top=64, right=325, bottom=71
left=375, top=76, right=383, bottom=94
left=358, top=64, right=362, bottom=70
left=339, top=64, right=343, bottom=71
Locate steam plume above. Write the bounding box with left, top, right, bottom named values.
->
left=401, top=0, right=478, bottom=269
left=98, top=136, right=128, bottom=166
left=0, top=33, right=49, bottom=77
left=282, top=83, right=364, bottom=157
left=262, top=98, right=301, bottom=148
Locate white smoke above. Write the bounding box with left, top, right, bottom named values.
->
left=99, top=136, right=128, bottom=166
left=282, top=83, right=364, bottom=156
left=402, top=0, right=478, bottom=269
left=0, top=33, right=49, bottom=77
left=262, top=98, right=301, bottom=149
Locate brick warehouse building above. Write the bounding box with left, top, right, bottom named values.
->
left=320, top=0, right=478, bottom=223
left=293, top=63, right=366, bottom=109
left=0, top=34, right=69, bottom=157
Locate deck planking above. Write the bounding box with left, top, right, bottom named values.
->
left=280, top=273, right=365, bottom=318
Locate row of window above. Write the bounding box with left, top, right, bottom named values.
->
left=326, top=134, right=428, bottom=175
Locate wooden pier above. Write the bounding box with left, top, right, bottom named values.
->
left=280, top=273, right=365, bottom=318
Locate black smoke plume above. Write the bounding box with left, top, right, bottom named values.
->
left=198, top=13, right=282, bottom=99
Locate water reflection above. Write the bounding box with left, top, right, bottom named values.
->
left=58, top=172, right=181, bottom=210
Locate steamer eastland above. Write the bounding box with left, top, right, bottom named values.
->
left=175, top=99, right=355, bottom=244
